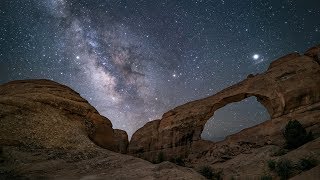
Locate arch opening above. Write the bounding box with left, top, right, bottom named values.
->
left=201, top=96, right=270, bottom=142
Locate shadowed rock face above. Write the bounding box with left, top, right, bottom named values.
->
left=128, top=45, right=320, bottom=162
left=114, top=129, right=129, bottom=154
left=0, top=79, right=128, bottom=153
left=305, top=45, right=320, bottom=65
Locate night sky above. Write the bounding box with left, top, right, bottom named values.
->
left=1, top=0, right=320, bottom=140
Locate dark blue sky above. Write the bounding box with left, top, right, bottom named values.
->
left=1, top=0, right=319, bottom=139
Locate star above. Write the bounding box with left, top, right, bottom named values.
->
left=253, top=54, right=260, bottom=60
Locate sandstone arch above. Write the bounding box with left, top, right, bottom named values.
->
left=192, top=93, right=273, bottom=141
left=129, top=46, right=320, bottom=162
left=201, top=96, right=270, bottom=142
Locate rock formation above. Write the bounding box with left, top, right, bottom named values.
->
left=0, top=79, right=204, bottom=179
left=0, top=79, right=127, bottom=152
left=128, top=45, right=320, bottom=178
left=1, top=45, right=319, bottom=179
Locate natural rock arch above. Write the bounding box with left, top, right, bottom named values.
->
left=129, top=46, right=320, bottom=162
left=192, top=92, right=274, bottom=141
left=201, top=96, right=271, bottom=142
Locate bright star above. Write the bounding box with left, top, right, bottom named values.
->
left=253, top=54, right=259, bottom=60
left=76, top=56, right=80, bottom=59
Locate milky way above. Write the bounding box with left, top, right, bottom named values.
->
left=1, top=0, right=320, bottom=139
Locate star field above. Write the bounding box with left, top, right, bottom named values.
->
left=1, top=0, right=320, bottom=140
